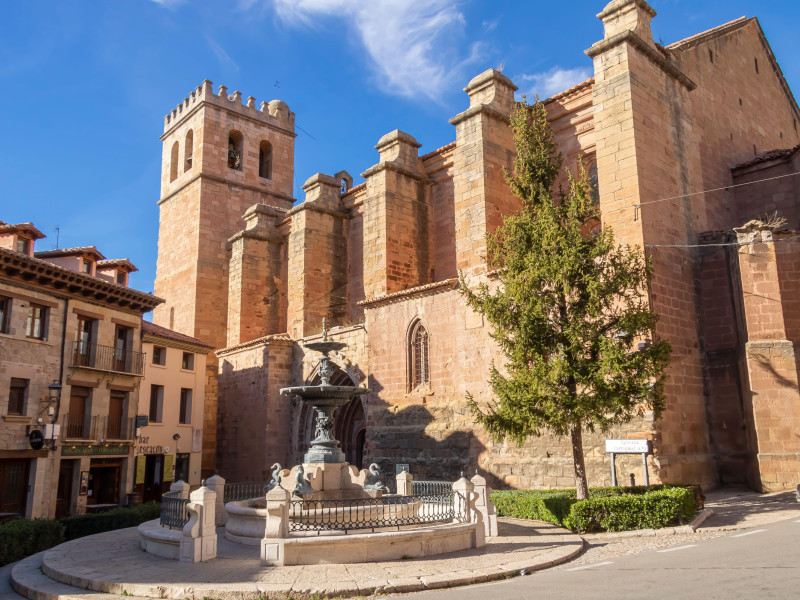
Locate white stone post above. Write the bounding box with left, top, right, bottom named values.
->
left=180, top=485, right=218, bottom=563
left=205, top=475, right=227, bottom=526
left=396, top=471, right=413, bottom=496
left=470, top=472, right=498, bottom=538
left=453, top=476, right=485, bottom=548
left=261, top=484, right=290, bottom=566
left=170, top=479, right=190, bottom=500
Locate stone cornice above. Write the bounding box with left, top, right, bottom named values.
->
left=158, top=172, right=296, bottom=206
left=448, top=104, right=511, bottom=127
left=227, top=230, right=284, bottom=245
left=0, top=248, right=163, bottom=313
left=142, top=333, right=213, bottom=354
left=585, top=30, right=697, bottom=91
left=360, top=162, right=428, bottom=183
left=215, top=334, right=294, bottom=357
left=359, top=278, right=459, bottom=308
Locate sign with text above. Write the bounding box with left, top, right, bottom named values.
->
left=135, top=415, right=149, bottom=428
left=163, top=454, right=174, bottom=482
left=135, top=456, right=146, bottom=485
left=605, top=439, right=650, bottom=454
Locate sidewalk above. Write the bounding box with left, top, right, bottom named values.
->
left=553, top=486, right=800, bottom=570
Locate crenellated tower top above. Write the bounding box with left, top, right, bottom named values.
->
left=162, top=80, right=295, bottom=136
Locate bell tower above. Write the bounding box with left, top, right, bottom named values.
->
left=152, top=80, right=296, bottom=475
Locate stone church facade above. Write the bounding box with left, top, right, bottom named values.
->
left=152, top=0, right=800, bottom=492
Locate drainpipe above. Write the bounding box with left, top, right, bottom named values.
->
left=55, top=297, right=69, bottom=423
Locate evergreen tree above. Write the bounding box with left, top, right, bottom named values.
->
left=460, top=98, right=671, bottom=500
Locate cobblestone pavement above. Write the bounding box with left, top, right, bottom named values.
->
left=551, top=487, right=800, bottom=569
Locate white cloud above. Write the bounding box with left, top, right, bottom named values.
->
left=205, top=36, right=240, bottom=72
left=517, top=66, right=592, bottom=100
left=271, top=0, right=482, bottom=101
left=149, top=0, right=186, bottom=9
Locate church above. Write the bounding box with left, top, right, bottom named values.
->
left=151, top=0, right=800, bottom=493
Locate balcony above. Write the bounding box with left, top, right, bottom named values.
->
left=70, top=342, right=144, bottom=376
left=61, top=414, right=135, bottom=442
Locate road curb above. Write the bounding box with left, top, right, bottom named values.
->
left=582, top=509, right=716, bottom=540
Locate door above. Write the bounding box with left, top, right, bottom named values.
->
left=88, top=465, right=120, bottom=505
left=108, top=391, right=125, bottom=439
left=142, top=454, right=164, bottom=503
left=67, top=387, right=89, bottom=439
left=55, top=460, right=74, bottom=518
left=0, top=459, right=29, bottom=516
left=113, top=325, right=131, bottom=372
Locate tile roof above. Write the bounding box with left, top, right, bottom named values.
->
left=35, top=246, right=106, bottom=260
left=420, top=141, right=457, bottom=161
left=215, top=333, right=294, bottom=355
left=543, top=78, right=595, bottom=105
left=732, top=143, right=800, bottom=170
left=666, top=16, right=749, bottom=50
left=0, top=222, right=46, bottom=239
left=141, top=320, right=214, bottom=349
left=97, top=258, right=138, bottom=272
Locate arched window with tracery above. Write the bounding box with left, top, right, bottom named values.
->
left=409, top=321, right=430, bottom=389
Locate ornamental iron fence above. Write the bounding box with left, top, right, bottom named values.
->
left=289, top=491, right=462, bottom=534
left=160, top=491, right=190, bottom=529
left=410, top=480, right=453, bottom=495
left=70, top=341, right=144, bottom=376
left=223, top=482, right=270, bottom=503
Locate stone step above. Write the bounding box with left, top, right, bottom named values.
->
left=10, top=554, right=151, bottom=600
left=0, top=561, right=27, bottom=600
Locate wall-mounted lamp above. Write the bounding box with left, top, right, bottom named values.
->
left=172, top=433, right=181, bottom=441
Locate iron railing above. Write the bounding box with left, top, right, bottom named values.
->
left=411, top=480, right=453, bottom=495
left=289, top=492, right=462, bottom=534
left=61, top=414, right=135, bottom=441
left=70, top=341, right=144, bottom=376
left=160, top=491, right=190, bottom=529
left=223, top=482, right=270, bottom=503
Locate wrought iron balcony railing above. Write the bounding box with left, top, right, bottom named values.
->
left=70, top=341, right=144, bottom=376
left=61, top=414, right=135, bottom=442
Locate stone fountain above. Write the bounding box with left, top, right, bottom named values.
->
left=281, top=319, right=368, bottom=465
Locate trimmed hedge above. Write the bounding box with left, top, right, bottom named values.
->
left=568, top=487, right=696, bottom=532
left=490, top=485, right=697, bottom=533
left=0, top=518, right=65, bottom=566
left=61, top=502, right=161, bottom=541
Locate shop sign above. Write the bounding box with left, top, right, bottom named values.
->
left=135, top=435, right=163, bottom=455
left=135, top=456, right=146, bottom=485
left=135, top=415, right=149, bottom=428
left=61, top=444, right=130, bottom=456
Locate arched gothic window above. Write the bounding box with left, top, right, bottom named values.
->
left=169, top=141, right=179, bottom=182
left=228, top=130, right=243, bottom=171
left=184, top=130, right=194, bottom=172
left=259, top=141, right=272, bottom=179
left=410, top=321, right=430, bottom=389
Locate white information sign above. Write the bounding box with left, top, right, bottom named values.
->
left=605, top=439, right=649, bottom=454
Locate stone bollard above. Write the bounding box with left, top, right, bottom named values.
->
left=170, top=479, right=190, bottom=500
left=205, top=475, right=227, bottom=526
left=453, top=476, right=485, bottom=548
left=396, top=470, right=413, bottom=496
left=261, top=484, right=290, bottom=566
left=470, top=471, right=498, bottom=538
left=180, top=485, right=217, bottom=563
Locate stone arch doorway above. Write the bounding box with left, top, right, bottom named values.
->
left=297, top=364, right=367, bottom=469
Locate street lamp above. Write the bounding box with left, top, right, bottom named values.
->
left=46, top=380, right=62, bottom=417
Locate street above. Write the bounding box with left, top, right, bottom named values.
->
left=393, top=517, right=800, bottom=600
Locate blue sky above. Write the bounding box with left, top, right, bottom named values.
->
left=1, top=0, right=798, bottom=301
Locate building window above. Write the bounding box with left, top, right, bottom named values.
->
left=152, top=345, right=166, bottom=366
left=8, top=378, right=28, bottom=415
left=181, top=352, right=194, bottom=371
left=149, top=385, right=164, bottom=423
left=588, top=161, right=599, bottom=204
left=81, top=260, right=92, bottom=274
left=15, top=238, right=30, bottom=255
left=75, top=316, right=96, bottom=367
left=410, top=321, right=430, bottom=389
left=184, top=129, right=194, bottom=172
left=113, top=325, right=132, bottom=372
left=116, top=271, right=127, bottom=285
left=0, top=297, right=9, bottom=334
left=170, top=141, right=179, bottom=182
left=259, top=141, right=272, bottom=179
left=26, top=304, right=47, bottom=340
left=228, top=131, right=243, bottom=170
left=179, top=389, right=192, bottom=424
